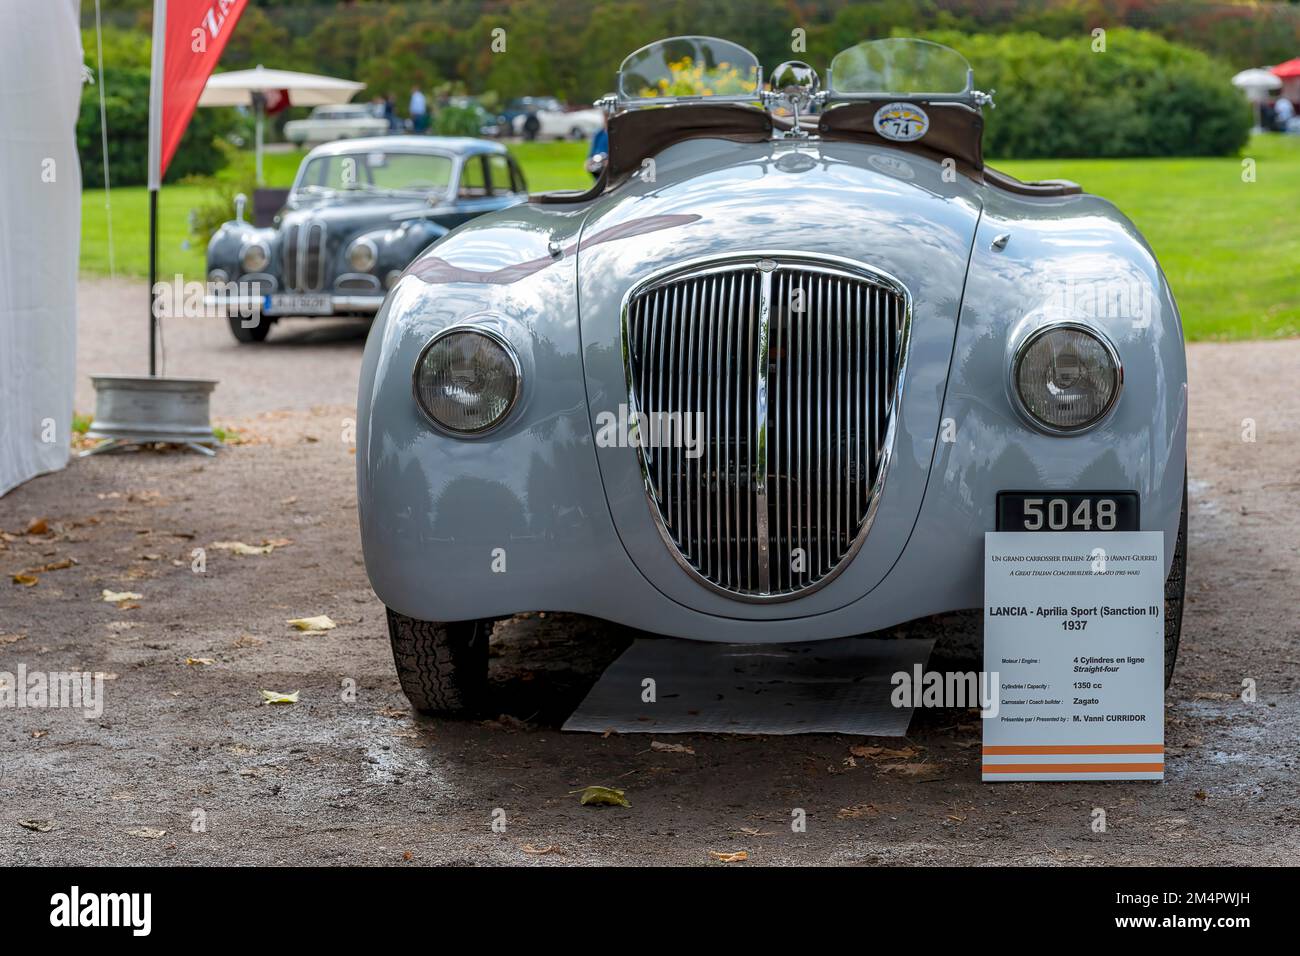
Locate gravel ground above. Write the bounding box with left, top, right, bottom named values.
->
left=0, top=278, right=1297, bottom=866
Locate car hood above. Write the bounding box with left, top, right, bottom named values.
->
left=575, top=137, right=985, bottom=618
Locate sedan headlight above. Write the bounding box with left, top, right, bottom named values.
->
left=347, top=237, right=378, bottom=272
left=240, top=241, right=269, bottom=273
left=1013, top=323, right=1121, bottom=432
left=414, top=328, right=520, bottom=434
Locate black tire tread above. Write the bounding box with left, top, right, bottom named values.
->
left=386, top=609, right=489, bottom=715
left=1163, top=473, right=1189, bottom=687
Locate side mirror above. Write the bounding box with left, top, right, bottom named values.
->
left=234, top=193, right=247, bottom=223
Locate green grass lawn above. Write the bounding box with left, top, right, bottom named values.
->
left=80, top=135, right=1298, bottom=341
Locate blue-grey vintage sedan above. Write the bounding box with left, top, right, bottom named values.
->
left=357, top=37, right=1188, bottom=714
left=206, top=136, right=528, bottom=343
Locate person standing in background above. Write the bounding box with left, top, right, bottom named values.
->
left=409, top=86, right=429, bottom=134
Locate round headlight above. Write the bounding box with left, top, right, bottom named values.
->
left=240, top=242, right=268, bottom=273
left=414, top=328, right=520, bottom=434
left=1013, top=323, right=1121, bottom=432
left=348, top=238, right=378, bottom=272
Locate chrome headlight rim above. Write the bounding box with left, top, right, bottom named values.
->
left=1010, top=321, right=1123, bottom=436
left=411, top=324, right=522, bottom=437
left=239, top=240, right=269, bottom=273
left=347, top=237, right=379, bottom=272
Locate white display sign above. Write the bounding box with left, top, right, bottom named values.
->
left=983, top=532, right=1165, bottom=782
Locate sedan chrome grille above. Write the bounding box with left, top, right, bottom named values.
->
left=623, top=255, right=909, bottom=601
left=283, top=220, right=326, bottom=292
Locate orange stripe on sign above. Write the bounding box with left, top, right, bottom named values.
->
left=982, top=744, right=1164, bottom=756
left=982, top=763, right=1164, bottom=774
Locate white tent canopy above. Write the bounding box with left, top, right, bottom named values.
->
left=198, top=67, right=365, bottom=182
left=197, top=66, right=365, bottom=107
left=0, top=0, right=82, bottom=496
left=1231, top=67, right=1283, bottom=100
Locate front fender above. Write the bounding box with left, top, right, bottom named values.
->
left=358, top=202, right=634, bottom=621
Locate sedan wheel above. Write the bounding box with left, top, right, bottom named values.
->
left=227, top=313, right=271, bottom=343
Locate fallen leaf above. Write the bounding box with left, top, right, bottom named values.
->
left=572, top=785, right=630, bottom=808
left=650, top=740, right=696, bottom=755
left=878, top=761, right=942, bottom=777
left=737, top=826, right=773, bottom=837
left=849, top=744, right=918, bottom=760
left=263, top=537, right=293, bottom=549
left=520, top=844, right=559, bottom=855
left=31, top=729, right=48, bottom=739
left=287, top=615, right=336, bottom=632
left=1194, top=789, right=1208, bottom=800
left=260, top=690, right=300, bottom=705
left=126, top=827, right=166, bottom=839
left=709, top=850, right=748, bottom=863
left=25, top=518, right=49, bottom=535
left=0, top=633, right=25, bottom=644
left=212, top=540, right=274, bottom=556
left=402, top=851, right=414, bottom=862
left=102, top=589, right=143, bottom=603
left=837, top=804, right=878, bottom=819
left=19, top=820, right=55, bottom=832
left=12, top=574, right=38, bottom=587
left=232, top=634, right=262, bottom=648
left=185, top=658, right=216, bottom=666
left=30, top=558, right=76, bottom=573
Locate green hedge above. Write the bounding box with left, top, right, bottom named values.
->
left=78, top=66, right=235, bottom=188
left=927, top=29, right=1252, bottom=158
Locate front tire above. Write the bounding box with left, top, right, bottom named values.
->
left=386, top=609, right=490, bottom=715
left=1163, top=474, right=1188, bottom=687
left=227, top=313, right=271, bottom=343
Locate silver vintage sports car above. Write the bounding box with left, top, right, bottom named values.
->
left=357, top=37, right=1188, bottom=714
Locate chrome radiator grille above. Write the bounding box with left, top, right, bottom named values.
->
left=282, top=220, right=326, bottom=292
left=624, top=256, right=908, bottom=600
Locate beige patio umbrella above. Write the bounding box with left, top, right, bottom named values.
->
left=198, top=66, right=366, bottom=183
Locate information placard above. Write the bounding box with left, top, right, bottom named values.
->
left=983, top=532, right=1165, bottom=782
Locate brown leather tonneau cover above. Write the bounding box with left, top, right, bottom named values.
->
left=532, top=100, right=1082, bottom=203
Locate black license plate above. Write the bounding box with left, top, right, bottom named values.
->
left=996, top=492, right=1139, bottom=532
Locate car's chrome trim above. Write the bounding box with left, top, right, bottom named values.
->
left=1008, top=320, right=1124, bottom=436
left=619, top=250, right=914, bottom=603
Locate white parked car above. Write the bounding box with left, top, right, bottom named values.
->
left=284, top=103, right=389, bottom=145
left=513, top=107, right=605, bottom=140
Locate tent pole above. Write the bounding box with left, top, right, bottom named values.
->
left=148, top=187, right=158, bottom=377
left=256, top=97, right=264, bottom=185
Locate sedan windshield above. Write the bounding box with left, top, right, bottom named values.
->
left=297, top=151, right=454, bottom=196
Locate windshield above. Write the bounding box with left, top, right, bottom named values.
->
left=296, top=151, right=454, bottom=196
left=829, top=38, right=972, bottom=96
left=618, top=36, right=761, bottom=100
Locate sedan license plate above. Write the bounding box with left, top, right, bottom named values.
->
left=996, top=492, right=1139, bottom=532
left=264, top=294, right=333, bottom=316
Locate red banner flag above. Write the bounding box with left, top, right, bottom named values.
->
left=148, top=0, right=249, bottom=187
